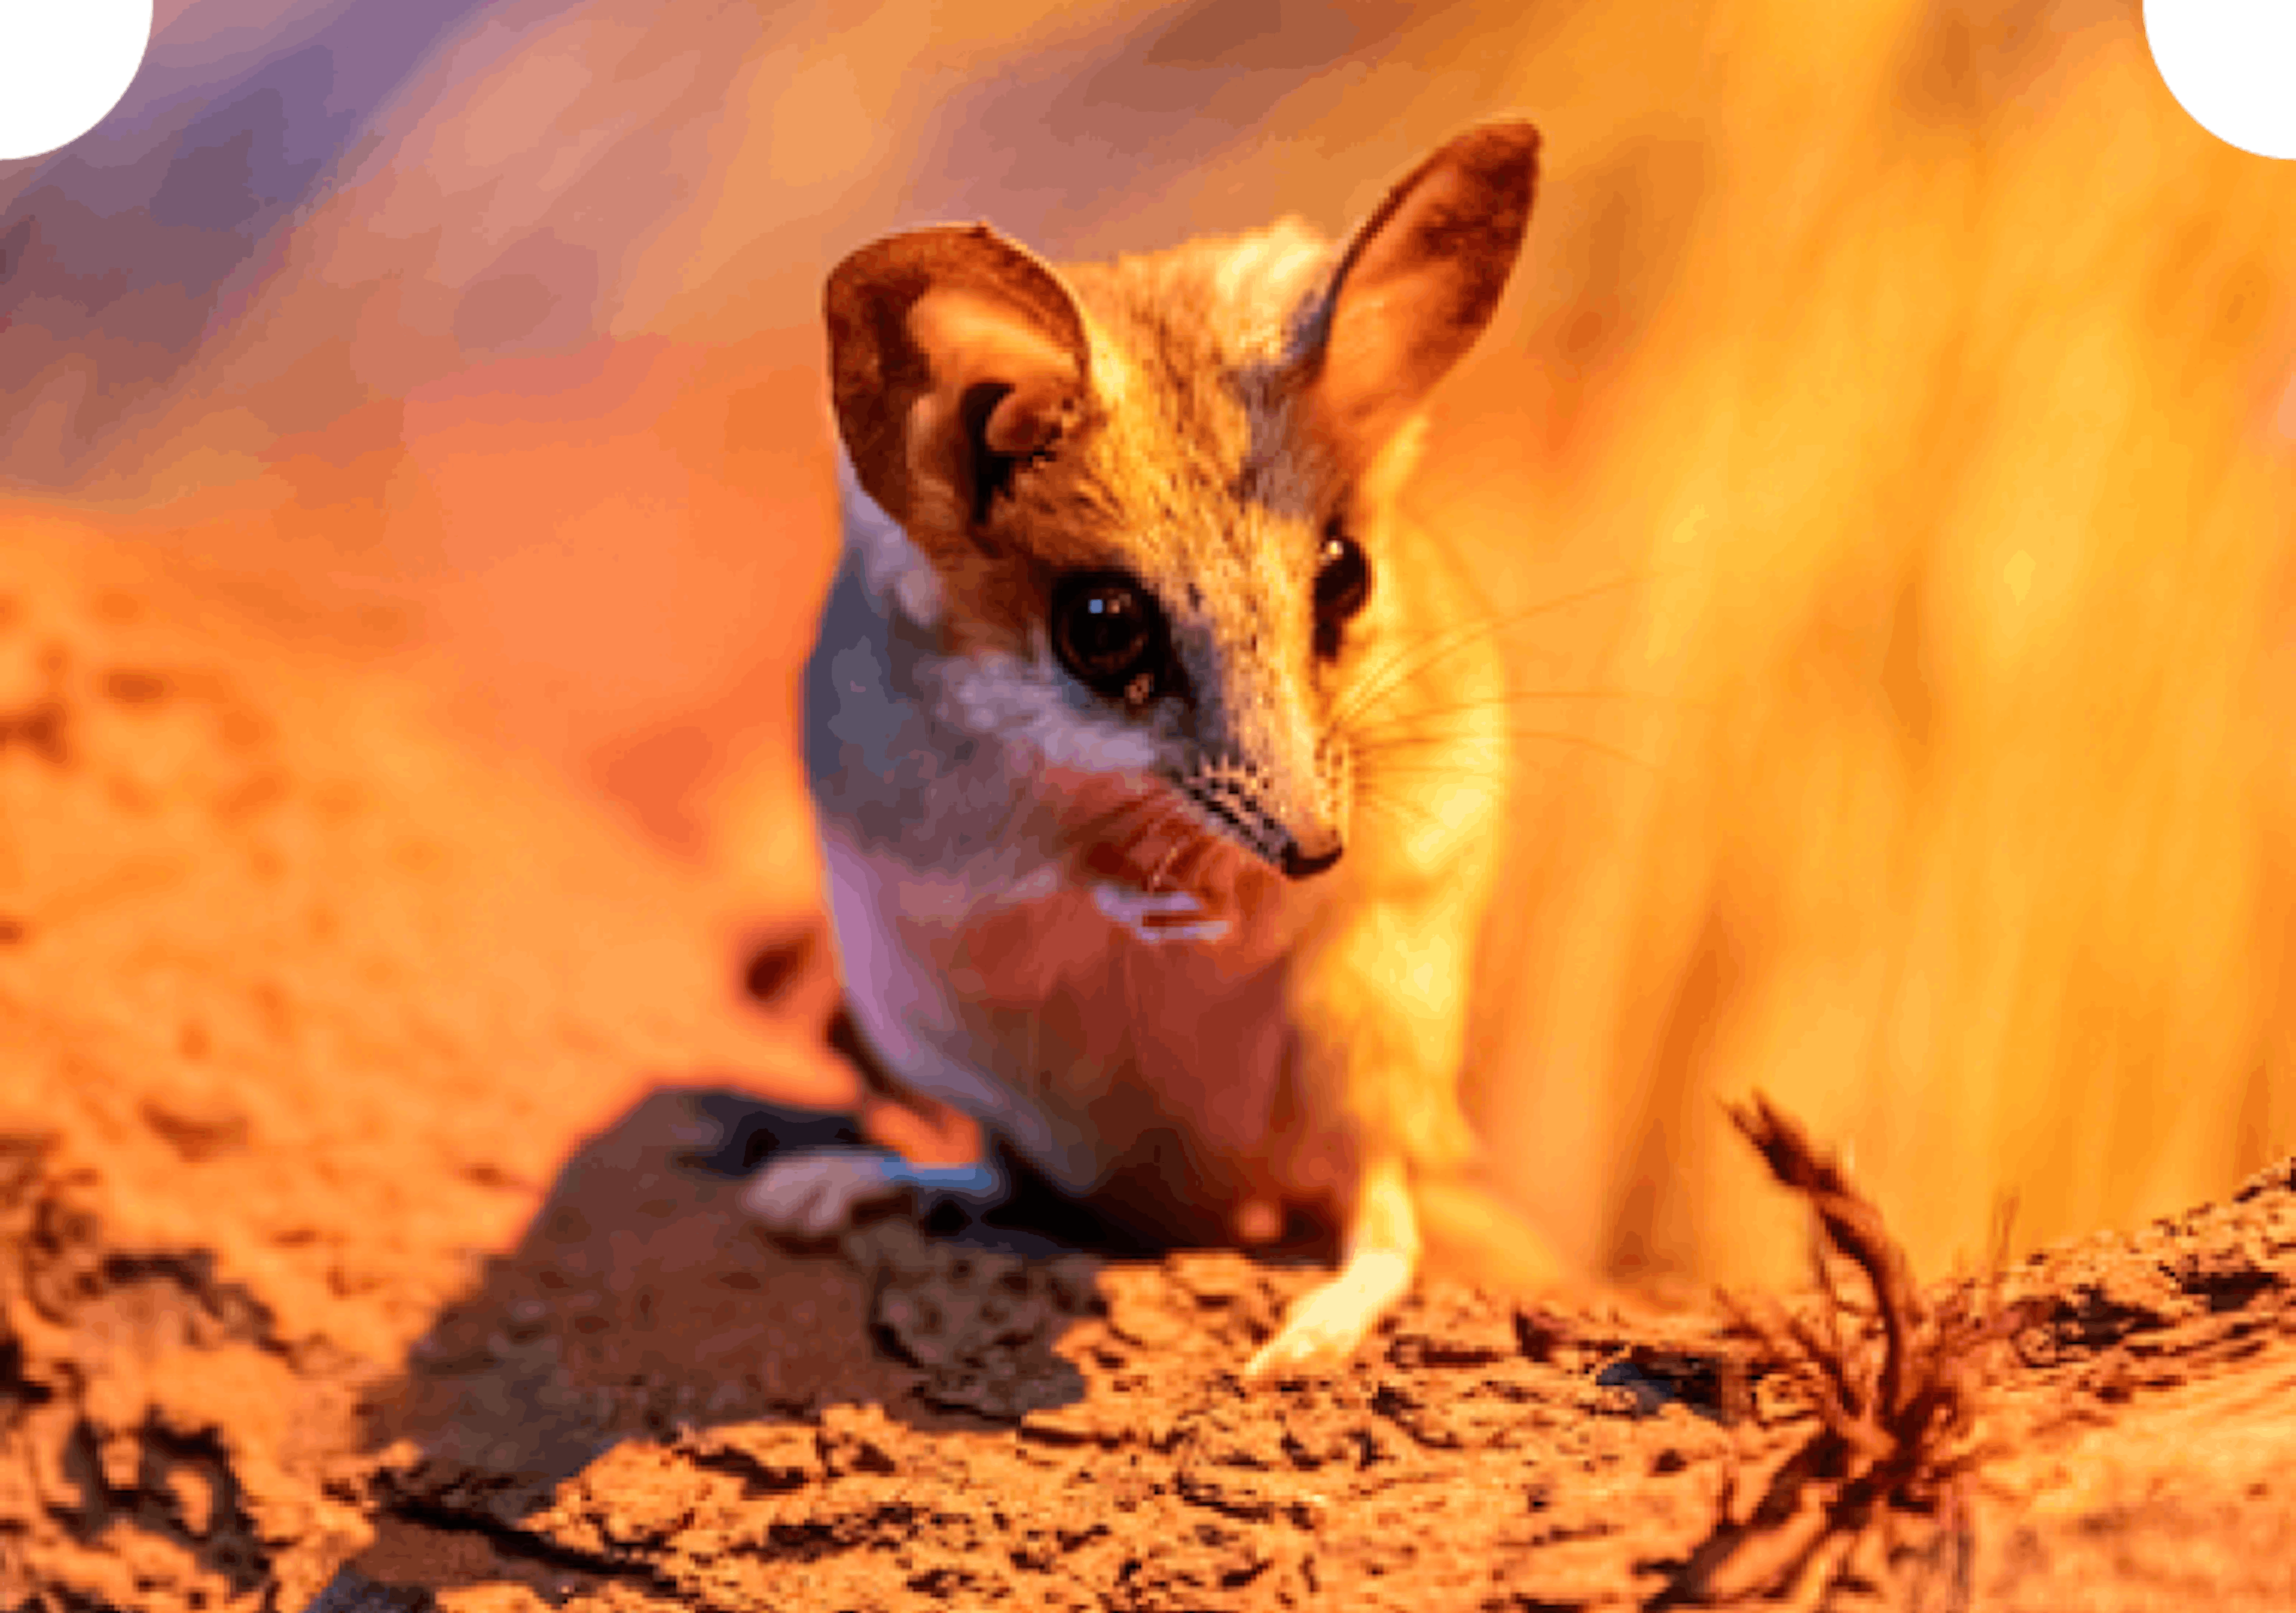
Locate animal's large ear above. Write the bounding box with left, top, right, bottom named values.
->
left=1303, top=121, right=1540, bottom=472
left=825, top=224, right=1091, bottom=542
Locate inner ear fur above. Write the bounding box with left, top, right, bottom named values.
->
left=824, top=224, right=1092, bottom=542
left=1305, top=120, right=1540, bottom=473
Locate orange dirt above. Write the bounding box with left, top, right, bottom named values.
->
left=5, top=526, right=2294, bottom=1613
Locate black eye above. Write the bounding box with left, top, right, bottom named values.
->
left=1313, top=525, right=1370, bottom=658
left=1052, top=571, right=1169, bottom=701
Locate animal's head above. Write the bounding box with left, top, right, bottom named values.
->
left=823, top=122, right=1538, bottom=883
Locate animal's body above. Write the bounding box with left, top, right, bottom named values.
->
left=759, top=123, right=1545, bottom=1374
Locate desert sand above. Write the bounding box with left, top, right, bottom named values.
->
left=7, top=520, right=2295, bottom=1613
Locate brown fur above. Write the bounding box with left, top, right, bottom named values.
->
left=811, top=123, right=1548, bottom=1371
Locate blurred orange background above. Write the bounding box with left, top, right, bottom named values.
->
left=8, top=0, right=2296, bottom=1288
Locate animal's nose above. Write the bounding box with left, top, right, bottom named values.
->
left=1279, top=836, right=1344, bottom=880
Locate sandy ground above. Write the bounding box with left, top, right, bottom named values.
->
left=7, top=524, right=2296, bottom=1613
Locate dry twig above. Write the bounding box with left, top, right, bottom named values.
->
left=1656, top=1094, right=2026, bottom=1610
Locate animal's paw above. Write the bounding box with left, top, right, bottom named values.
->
left=1242, top=1250, right=1413, bottom=1382
left=742, top=1147, right=903, bottom=1236
left=1090, top=883, right=1231, bottom=945
left=740, top=1147, right=1004, bottom=1238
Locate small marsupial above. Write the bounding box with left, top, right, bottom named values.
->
left=755, top=122, right=1549, bottom=1376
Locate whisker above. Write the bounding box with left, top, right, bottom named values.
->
left=1141, top=799, right=1207, bottom=894
left=1173, top=832, right=1223, bottom=895
left=1355, top=728, right=1660, bottom=772
left=1344, top=689, right=1702, bottom=747
left=1056, top=805, right=1135, bottom=863
left=1390, top=685, right=1706, bottom=714
left=1147, top=830, right=1190, bottom=894
left=1072, top=792, right=1162, bottom=842
left=1329, top=569, right=1676, bottom=734
left=1350, top=783, right=1448, bottom=836
left=1097, top=798, right=1155, bottom=863
left=1072, top=791, right=1193, bottom=882
left=1100, top=798, right=1184, bottom=883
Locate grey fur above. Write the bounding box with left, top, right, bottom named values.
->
left=799, top=121, right=1541, bottom=1265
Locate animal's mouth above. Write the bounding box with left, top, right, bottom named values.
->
left=1089, top=882, right=1232, bottom=942
left=1039, top=770, right=1306, bottom=924
left=1077, top=799, right=1246, bottom=896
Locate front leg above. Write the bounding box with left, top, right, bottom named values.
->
left=1244, top=1153, right=1418, bottom=1379
left=1243, top=893, right=1480, bottom=1380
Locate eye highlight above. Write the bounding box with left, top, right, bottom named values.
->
left=1051, top=570, right=1171, bottom=703
left=1313, top=523, right=1370, bottom=659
